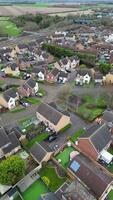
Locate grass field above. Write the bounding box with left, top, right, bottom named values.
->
left=0, top=19, right=21, bottom=36
left=76, top=94, right=106, bottom=122
left=23, top=179, right=48, bottom=200
left=16, top=3, right=50, bottom=8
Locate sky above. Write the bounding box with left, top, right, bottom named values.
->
left=0, top=0, right=113, bottom=2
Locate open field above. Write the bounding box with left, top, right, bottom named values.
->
left=0, top=5, right=93, bottom=16
left=49, top=9, right=94, bottom=17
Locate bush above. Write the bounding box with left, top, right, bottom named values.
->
left=59, top=123, right=71, bottom=133
left=42, top=176, right=50, bottom=186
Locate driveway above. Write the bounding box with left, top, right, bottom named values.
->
left=45, top=113, right=88, bottom=151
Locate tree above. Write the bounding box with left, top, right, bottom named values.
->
left=0, top=155, right=26, bottom=185
left=58, top=85, right=72, bottom=103
left=99, top=63, right=111, bottom=75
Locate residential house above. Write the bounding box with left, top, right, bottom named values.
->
left=55, top=58, right=70, bottom=72
left=14, top=44, right=28, bottom=54
left=32, top=67, right=47, bottom=81
left=36, top=51, right=54, bottom=64
left=100, top=110, right=113, bottom=124
left=94, top=73, right=104, bottom=85
left=75, top=42, right=85, bottom=51
left=36, top=102, right=71, bottom=132
left=18, top=57, right=31, bottom=71
left=75, top=69, right=92, bottom=85
left=30, top=142, right=53, bottom=165
left=18, top=78, right=38, bottom=97
left=105, top=69, right=113, bottom=84
left=0, top=88, right=19, bottom=110
left=4, top=63, right=20, bottom=77
left=68, top=154, right=113, bottom=200
left=69, top=56, right=80, bottom=69
left=62, top=180, right=96, bottom=200
left=58, top=71, right=68, bottom=83
left=0, top=127, right=21, bottom=159
left=76, top=123, right=112, bottom=160
left=46, top=68, right=60, bottom=83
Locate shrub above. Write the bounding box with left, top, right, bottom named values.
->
left=59, top=123, right=71, bottom=133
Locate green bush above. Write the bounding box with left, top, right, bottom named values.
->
left=59, top=123, right=71, bottom=133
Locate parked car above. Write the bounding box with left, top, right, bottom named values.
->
left=19, top=100, right=30, bottom=107
left=48, top=135, right=57, bottom=142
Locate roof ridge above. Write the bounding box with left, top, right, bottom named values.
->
left=90, top=123, right=105, bottom=139
left=36, top=142, right=47, bottom=153
left=46, top=103, right=63, bottom=116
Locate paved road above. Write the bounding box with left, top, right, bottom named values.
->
left=3, top=77, right=24, bottom=86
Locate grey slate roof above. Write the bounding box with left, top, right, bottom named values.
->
left=94, top=73, right=103, bottom=80
left=3, top=132, right=20, bottom=154
left=0, top=127, right=10, bottom=148
left=30, top=142, right=47, bottom=163
left=102, top=110, right=113, bottom=122
left=24, top=78, right=36, bottom=89
left=37, top=103, right=63, bottom=125
left=10, top=127, right=22, bottom=139
left=77, top=69, right=92, bottom=76
left=79, top=123, right=112, bottom=152
left=3, top=88, right=17, bottom=102
left=9, top=63, right=18, bottom=71
left=59, top=71, right=68, bottom=78
left=32, top=67, right=45, bottom=74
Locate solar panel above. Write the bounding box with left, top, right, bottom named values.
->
left=70, top=160, right=80, bottom=172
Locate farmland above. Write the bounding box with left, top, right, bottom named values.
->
left=0, top=5, right=78, bottom=16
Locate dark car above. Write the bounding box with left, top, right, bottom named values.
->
left=48, top=135, right=57, bottom=143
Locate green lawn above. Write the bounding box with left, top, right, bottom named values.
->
left=71, top=128, right=86, bottom=142
left=76, top=94, right=106, bottom=122
left=22, top=97, right=41, bottom=105
left=108, top=190, right=113, bottom=200
left=55, top=146, right=75, bottom=169
left=0, top=20, right=21, bottom=36
left=10, top=107, right=26, bottom=113
left=26, top=133, right=49, bottom=149
left=23, top=179, right=48, bottom=200
left=39, top=164, right=66, bottom=192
